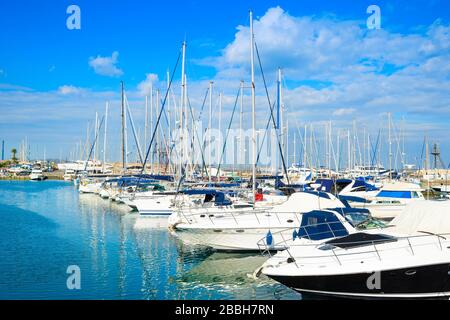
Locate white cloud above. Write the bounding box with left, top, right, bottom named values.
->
left=332, top=108, right=356, bottom=116
left=88, top=51, right=123, bottom=77
left=137, top=73, right=159, bottom=96
left=57, top=85, right=84, bottom=95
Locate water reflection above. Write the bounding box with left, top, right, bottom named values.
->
left=0, top=181, right=300, bottom=300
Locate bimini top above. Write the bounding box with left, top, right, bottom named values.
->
left=295, top=210, right=351, bottom=241
left=312, top=178, right=378, bottom=193
left=181, top=189, right=232, bottom=206
left=388, top=200, right=450, bottom=235
left=138, top=174, right=174, bottom=182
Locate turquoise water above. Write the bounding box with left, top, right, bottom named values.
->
left=0, top=180, right=300, bottom=300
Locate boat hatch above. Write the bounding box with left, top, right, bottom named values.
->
left=324, top=233, right=397, bottom=249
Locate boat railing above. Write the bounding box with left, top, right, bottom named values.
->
left=258, top=231, right=450, bottom=268
left=174, top=209, right=302, bottom=226
left=257, top=221, right=354, bottom=255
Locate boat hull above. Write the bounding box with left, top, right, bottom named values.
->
left=173, top=227, right=294, bottom=251
left=267, top=263, right=450, bottom=299
left=134, top=196, right=175, bottom=216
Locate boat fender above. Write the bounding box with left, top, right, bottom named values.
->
left=266, top=230, right=273, bottom=246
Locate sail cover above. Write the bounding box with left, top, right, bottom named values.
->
left=388, top=200, right=450, bottom=235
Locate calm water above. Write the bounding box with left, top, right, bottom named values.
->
left=0, top=180, right=300, bottom=300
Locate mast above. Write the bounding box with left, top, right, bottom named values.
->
left=208, top=81, right=213, bottom=183
left=180, top=41, right=186, bottom=179
left=277, top=68, right=281, bottom=174
left=121, top=81, right=126, bottom=172
left=293, top=131, right=296, bottom=166
left=150, top=85, right=153, bottom=173
left=103, top=101, right=109, bottom=173
left=94, top=112, right=98, bottom=163
left=240, top=81, right=244, bottom=170
left=388, top=112, right=392, bottom=180
left=303, top=124, right=307, bottom=168
left=286, top=119, right=289, bottom=168
left=347, top=129, right=351, bottom=174
left=250, top=11, right=256, bottom=204
left=218, top=92, right=222, bottom=171
left=144, top=95, right=148, bottom=155
left=156, top=89, right=160, bottom=174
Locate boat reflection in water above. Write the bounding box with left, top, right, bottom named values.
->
left=174, top=248, right=301, bottom=300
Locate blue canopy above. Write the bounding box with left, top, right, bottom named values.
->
left=297, top=210, right=349, bottom=241
left=181, top=189, right=232, bottom=206
left=139, top=174, right=174, bottom=182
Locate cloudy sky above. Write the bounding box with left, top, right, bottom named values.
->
left=0, top=0, right=449, bottom=168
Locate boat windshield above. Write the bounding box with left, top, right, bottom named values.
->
left=323, top=233, right=397, bottom=249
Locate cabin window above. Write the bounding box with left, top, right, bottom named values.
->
left=377, top=190, right=412, bottom=198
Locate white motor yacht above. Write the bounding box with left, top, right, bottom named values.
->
left=351, top=181, right=425, bottom=220
left=261, top=200, right=450, bottom=299
left=29, top=169, right=46, bottom=181
left=169, top=191, right=350, bottom=251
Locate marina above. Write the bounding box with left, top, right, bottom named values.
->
left=1, top=1, right=450, bottom=304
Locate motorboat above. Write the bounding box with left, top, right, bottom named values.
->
left=29, top=169, right=46, bottom=181
left=63, top=169, right=76, bottom=181
left=169, top=191, right=363, bottom=251
left=78, top=177, right=105, bottom=194
left=261, top=200, right=450, bottom=299
left=351, top=181, right=425, bottom=220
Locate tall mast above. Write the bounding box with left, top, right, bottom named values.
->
left=208, top=81, right=213, bottom=183
left=180, top=41, right=186, bottom=178
left=250, top=11, right=256, bottom=204
left=167, top=70, right=172, bottom=173
left=121, top=81, right=126, bottom=172
left=218, top=92, right=222, bottom=169
left=150, top=85, right=153, bottom=173
left=277, top=68, right=281, bottom=174
left=293, top=131, right=296, bottom=166
left=240, top=80, right=244, bottom=169
left=303, top=124, right=307, bottom=168
left=347, top=129, right=351, bottom=173
left=286, top=119, right=289, bottom=168
left=156, top=89, right=160, bottom=174
left=388, top=112, right=392, bottom=180
left=144, top=95, right=148, bottom=155
left=103, top=101, right=109, bottom=173
left=94, top=112, right=98, bottom=162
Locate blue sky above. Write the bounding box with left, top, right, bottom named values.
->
left=1, top=0, right=450, bottom=167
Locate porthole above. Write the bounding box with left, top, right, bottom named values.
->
left=213, top=229, right=222, bottom=233
left=286, top=219, right=293, bottom=223
left=236, top=230, right=245, bottom=233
